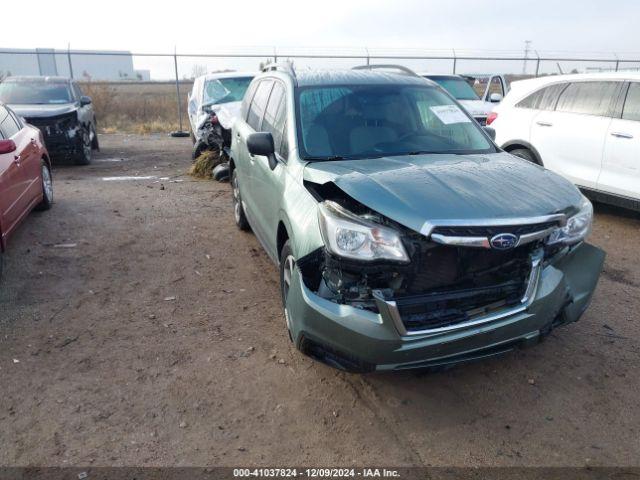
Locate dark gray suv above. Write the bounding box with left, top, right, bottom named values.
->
left=0, top=76, right=99, bottom=165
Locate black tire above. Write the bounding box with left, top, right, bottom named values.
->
left=231, top=170, right=250, bottom=231
left=74, top=126, right=92, bottom=165
left=279, top=240, right=295, bottom=341
left=91, top=124, right=100, bottom=151
left=212, top=163, right=230, bottom=182
left=35, top=161, right=53, bottom=211
left=510, top=148, right=540, bottom=165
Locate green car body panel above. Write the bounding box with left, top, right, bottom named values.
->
left=230, top=68, right=605, bottom=372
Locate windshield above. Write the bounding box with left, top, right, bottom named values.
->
left=203, top=77, right=253, bottom=106
left=296, top=84, right=494, bottom=160
left=0, top=81, right=72, bottom=104
left=427, top=77, right=480, bottom=101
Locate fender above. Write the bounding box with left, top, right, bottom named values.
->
left=0, top=220, right=5, bottom=252
left=501, top=140, right=544, bottom=166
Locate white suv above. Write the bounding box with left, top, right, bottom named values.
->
left=490, top=73, right=640, bottom=211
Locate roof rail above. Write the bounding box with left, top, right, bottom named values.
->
left=352, top=64, right=420, bottom=77
left=261, top=61, right=296, bottom=78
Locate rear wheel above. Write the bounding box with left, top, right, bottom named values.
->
left=510, top=148, right=540, bottom=165
left=36, top=161, right=53, bottom=211
left=231, top=170, right=250, bottom=231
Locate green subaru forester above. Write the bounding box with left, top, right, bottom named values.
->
left=229, top=64, right=605, bottom=372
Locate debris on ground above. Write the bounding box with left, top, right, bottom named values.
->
left=53, top=243, right=78, bottom=249
left=189, top=150, right=225, bottom=179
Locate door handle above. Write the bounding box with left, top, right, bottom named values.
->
left=536, top=121, right=553, bottom=127
left=611, top=132, right=633, bottom=139
left=14, top=155, right=21, bottom=164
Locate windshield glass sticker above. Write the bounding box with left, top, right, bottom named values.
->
left=430, top=105, right=472, bottom=125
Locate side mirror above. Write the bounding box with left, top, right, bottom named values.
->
left=483, top=126, right=496, bottom=141
left=0, top=139, right=17, bottom=154
left=247, top=132, right=277, bottom=170
left=80, top=95, right=92, bottom=106
left=489, top=93, right=503, bottom=103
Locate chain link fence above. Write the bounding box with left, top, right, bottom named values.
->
left=2, top=47, right=640, bottom=134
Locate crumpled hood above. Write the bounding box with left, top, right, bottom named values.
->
left=458, top=99, right=494, bottom=117
left=303, top=152, right=583, bottom=235
left=9, top=103, right=78, bottom=119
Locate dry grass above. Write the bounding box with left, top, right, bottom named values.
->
left=189, top=150, right=225, bottom=179
left=81, top=82, right=193, bottom=134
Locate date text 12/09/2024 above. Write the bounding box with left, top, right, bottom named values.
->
left=233, top=468, right=401, bottom=478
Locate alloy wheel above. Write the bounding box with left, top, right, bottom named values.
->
left=42, top=165, right=53, bottom=203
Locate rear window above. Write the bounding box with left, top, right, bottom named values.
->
left=0, top=81, right=72, bottom=104
left=556, top=81, right=618, bottom=117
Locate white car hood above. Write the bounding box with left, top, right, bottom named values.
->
left=212, top=102, right=242, bottom=130
left=458, top=99, right=495, bottom=117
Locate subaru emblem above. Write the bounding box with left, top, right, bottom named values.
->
left=490, top=233, right=519, bottom=250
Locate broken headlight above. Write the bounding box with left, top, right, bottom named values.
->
left=318, top=201, right=409, bottom=263
left=547, top=196, right=593, bottom=246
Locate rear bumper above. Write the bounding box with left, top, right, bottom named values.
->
left=286, top=243, right=605, bottom=372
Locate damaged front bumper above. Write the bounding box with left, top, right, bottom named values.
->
left=285, top=242, right=605, bottom=372
left=26, top=114, right=83, bottom=159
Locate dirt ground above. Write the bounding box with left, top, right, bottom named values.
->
left=1, top=134, right=639, bottom=468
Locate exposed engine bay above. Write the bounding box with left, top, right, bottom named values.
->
left=299, top=180, right=560, bottom=333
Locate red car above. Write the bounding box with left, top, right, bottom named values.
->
left=0, top=103, right=53, bottom=276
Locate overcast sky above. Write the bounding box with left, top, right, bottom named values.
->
left=3, top=0, right=639, bottom=78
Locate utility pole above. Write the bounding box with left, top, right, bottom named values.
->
left=523, top=40, right=532, bottom=75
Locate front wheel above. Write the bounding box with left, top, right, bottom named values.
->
left=35, top=161, right=53, bottom=211
left=279, top=241, right=295, bottom=341
left=231, top=170, right=250, bottom=231
left=74, top=127, right=92, bottom=165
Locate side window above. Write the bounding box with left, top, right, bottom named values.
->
left=72, top=82, right=83, bottom=100
left=516, top=89, right=544, bottom=109
left=622, top=83, right=640, bottom=122
left=247, top=80, right=273, bottom=130
left=261, top=82, right=285, bottom=133
left=241, top=81, right=258, bottom=119
left=279, top=119, right=289, bottom=159
left=516, top=83, right=566, bottom=110
left=8, top=109, right=23, bottom=128
left=556, top=81, right=618, bottom=117
left=0, top=106, right=21, bottom=138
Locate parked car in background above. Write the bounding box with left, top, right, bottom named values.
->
left=491, top=73, right=640, bottom=211
left=0, top=103, right=53, bottom=277
left=187, top=72, right=255, bottom=158
left=229, top=64, right=604, bottom=372
left=0, top=76, right=99, bottom=165
left=422, top=73, right=507, bottom=125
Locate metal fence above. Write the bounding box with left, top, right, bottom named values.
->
left=3, top=47, right=640, bottom=133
